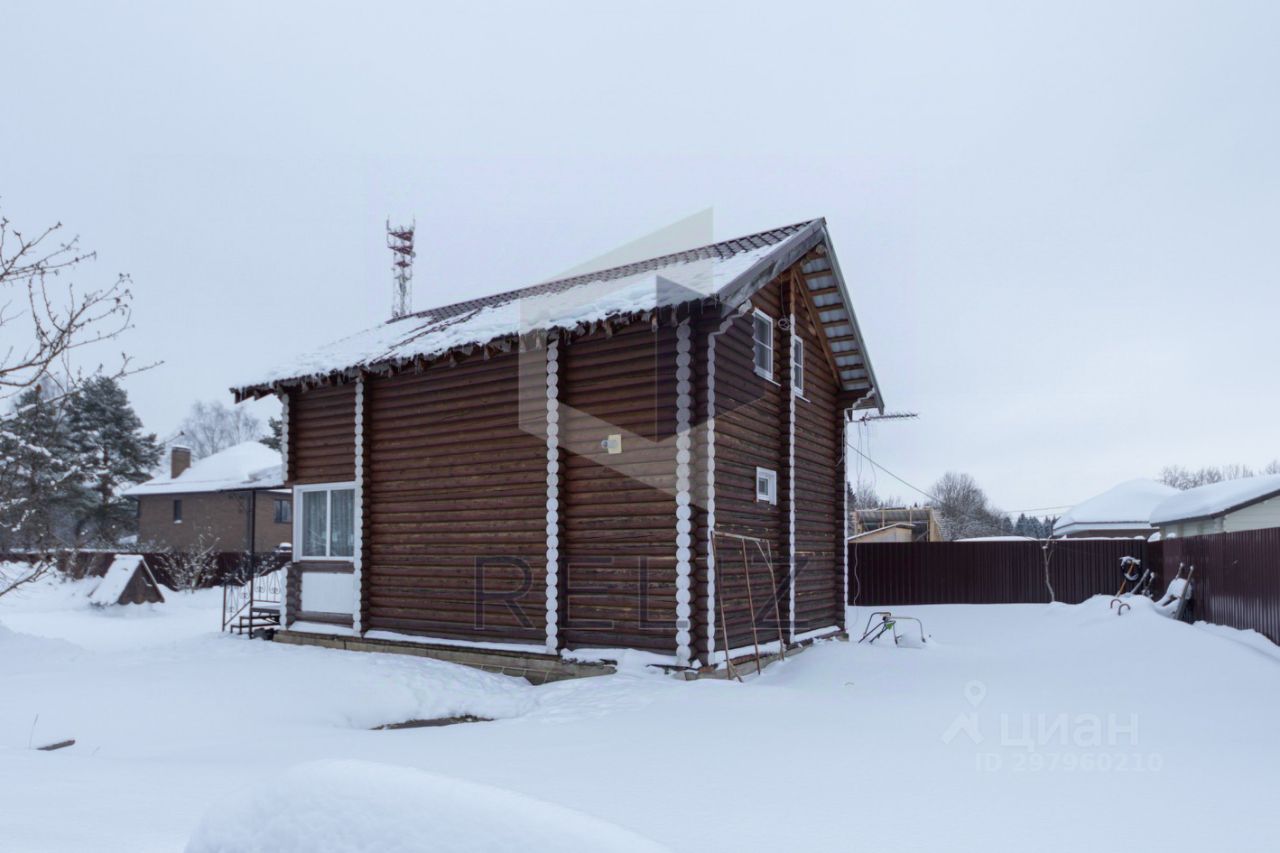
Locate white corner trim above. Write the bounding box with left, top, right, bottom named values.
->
left=841, top=411, right=850, bottom=622
left=279, top=391, right=290, bottom=628
left=279, top=391, right=290, bottom=481
left=674, top=320, right=694, bottom=667
left=788, top=311, right=797, bottom=644
left=705, top=312, right=737, bottom=666
left=544, top=336, right=561, bottom=654
left=352, top=376, right=365, bottom=634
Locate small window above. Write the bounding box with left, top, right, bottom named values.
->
left=273, top=498, right=292, bottom=524
left=792, top=335, right=805, bottom=396
left=752, top=310, right=774, bottom=380
left=298, top=484, right=355, bottom=559
left=172, top=499, right=183, bottom=523
left=755, top=467, right=778, bottom=505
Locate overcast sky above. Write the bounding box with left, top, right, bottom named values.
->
left=5, top=1, right=1279, bottom=515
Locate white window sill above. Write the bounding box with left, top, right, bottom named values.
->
left=754, top=368, right=781, bottom=387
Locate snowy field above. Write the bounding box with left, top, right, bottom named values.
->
left=2, top=572, right=1278, bottom=852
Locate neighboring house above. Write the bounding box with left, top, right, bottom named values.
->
left=1053, top=479, right=1178, bottom=538
left=851, top=506, right=942, bottom=542
left=124, top=442, right=291, bottom=553
left=1149, top=474, right=1280, bottom=539
left=232, top=219, right=884, bottom=672
left=848, top=522, right=916, bottom=544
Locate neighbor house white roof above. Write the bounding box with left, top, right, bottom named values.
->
left=1149, top=474, right=1280, bottom=526
left=231, top=219, right=883, bottom=410
left=123, top=441, right=284, bottom=497
left=1053, top=479, right=1178, bottom=537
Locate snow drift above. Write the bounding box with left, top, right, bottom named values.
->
left=185, top=759, right=669, bottom=853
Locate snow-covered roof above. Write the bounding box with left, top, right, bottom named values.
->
left=88, top=555, right=150, bottom=606
left=1053, top=479, right=1178, bottom=537
left=1149, top=474, right=1280, bottom=526
left=123, top=441, right=284, bottom=497
left=231, top=219, right=883, bottom=410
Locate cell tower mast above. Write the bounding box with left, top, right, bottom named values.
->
left=387, top=218, right=416, bottom=319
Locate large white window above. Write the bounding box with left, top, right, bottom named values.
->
left=755, top=467, right=778, bottom=505
left=752, top=310, right=774, bottom=380
left=295, top=483, right=356, bottom=559
left=792, top=335, right=805, bottom=396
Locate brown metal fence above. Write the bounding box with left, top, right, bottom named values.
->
left=850, top=533, right=1280, bottom=645
left=2, top=550, right=287, bottom=589
left=1158, top=529, right=1280, bottom=644
left=848, top=539, right=1152, bottom=606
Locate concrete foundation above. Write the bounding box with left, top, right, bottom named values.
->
left=272, top=630, right=616, bottom=684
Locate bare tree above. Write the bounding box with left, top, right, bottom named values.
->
left=930, top=471, right=1007, bottom=540
left=0, top=209, right=146, bottom=599
left=176, top=401, right=264, bottom=459
left=152, top=534, right=220, bottom=592
left=1160, top=463, right=1258, bottom=490
left=0, top=209, right=139, bottom=406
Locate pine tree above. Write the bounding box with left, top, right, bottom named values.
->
left=65, top=377, right=161, bottom=546
left=262, top=416, right=283, bottom=451
left=0, top=388, right=79, bottom=551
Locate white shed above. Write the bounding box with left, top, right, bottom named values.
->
left=1149, top=474, right=1280, bottom=539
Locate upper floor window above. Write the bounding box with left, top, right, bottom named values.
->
left=273, top=498, right=292, bottom=524
left=752, top=310, right=774, bottom=380
left=172, top=499, right=183, bottom=523
left=297, top=484, right=355, bottom=559
left=756, top=467, right=778, bottom=505
left=792, top=335, right=805, bottom=396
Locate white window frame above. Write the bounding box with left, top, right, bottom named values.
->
left=792, top=335, right=805, bottom=397
left=293, top=482, right=356, bottom=562
left=752, top=309, right=774, bottom=381
left=755, top=466, right=778, bottom=505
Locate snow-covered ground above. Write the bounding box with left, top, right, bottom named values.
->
left=2, top=572, right=1277, bottom=852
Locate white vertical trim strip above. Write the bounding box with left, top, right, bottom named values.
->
left=352, top=376, right=365, bottom=634
left=705, top=312, right=736, bottom=665
left=544, top=337, right=561, bottom=654
left=841, top=411, right=849, bottom=625
left=787, top=309, right=797, bottom=644
left=674, top=320, right=694, bottom=666
left=279, top=391, right=290, bottom=629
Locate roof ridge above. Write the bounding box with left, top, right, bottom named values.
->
left=390, top=219, right=820, bottom=325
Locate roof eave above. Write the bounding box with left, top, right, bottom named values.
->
left=715, top=219, right=885, bottom=412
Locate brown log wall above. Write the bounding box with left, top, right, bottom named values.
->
left=560, top=323, right=679, bottom=652
left=289, top=384, right=356, bottom=484
left=790, top=274, right=844, bottom=635
left=363, top=355, right=547, bottom=645
left=273, top=262, right=849, bottom=660
left=710, top=281, right=787, bottom=650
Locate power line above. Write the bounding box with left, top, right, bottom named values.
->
left=845, top=442, right=1076, bottom=530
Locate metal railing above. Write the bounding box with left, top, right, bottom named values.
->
left=221, top=568, right=284, bottom=635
